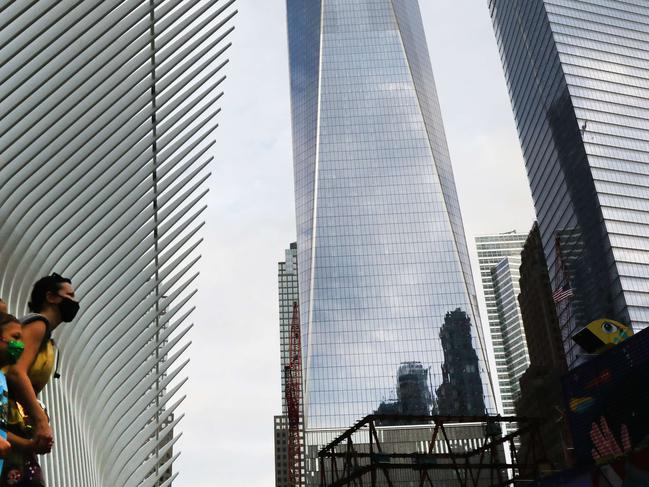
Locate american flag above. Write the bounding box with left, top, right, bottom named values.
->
left=553, top=282, right=574, bottom=303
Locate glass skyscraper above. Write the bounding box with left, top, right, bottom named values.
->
left=489, top=0, right=649, bottom=366
left=274, top=242, right=303, bottom=486
left=279, top=242, right=300, bottom=413
left=287, top=0, right=495, bottom=431
left=476, top=233, right=529, bottom=418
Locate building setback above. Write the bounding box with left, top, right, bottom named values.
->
left=0, top=2, right=236, bottom=484
left=287, top=0, right=496, bottom=435
left=475, top=233, right=528, bottom=418
left=489, top=0, right=649, bottom=366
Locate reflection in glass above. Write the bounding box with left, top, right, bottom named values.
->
left=436, top=309, right=486, bottom=416
left=287, top=0, right=496, bottom=432
left=375, top=361, right=433, bottom=425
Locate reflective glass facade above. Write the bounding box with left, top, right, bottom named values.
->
left=287, top=0, right=495, bottom=430
left=490, top=0, right=649, bottom=366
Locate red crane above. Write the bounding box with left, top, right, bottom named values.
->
left=285, top=301, right=303, bottom=486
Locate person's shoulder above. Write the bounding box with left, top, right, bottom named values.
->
left=19, top=314, right=51, bottom=343
left=19, top=313, right=50, bottom=328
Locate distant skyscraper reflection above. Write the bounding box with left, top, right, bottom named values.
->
left=398, top=362, right=434, bottom=416
left=375, top=361, right=434, bottom=425
left=436, top=309, right=486, bottom=416
left=287, top=0, right=496, bottom=430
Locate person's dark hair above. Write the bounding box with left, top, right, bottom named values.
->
left=28, top=273, right=72, bottom=312
left=0, top=312, right=19, bottom=332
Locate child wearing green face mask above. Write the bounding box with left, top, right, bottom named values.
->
left=0, top=312, right=26, bottom=471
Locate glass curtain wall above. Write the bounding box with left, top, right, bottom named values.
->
left=489, top=0, right=649, bottom=366
left=287, top=0, right=496, bottom=430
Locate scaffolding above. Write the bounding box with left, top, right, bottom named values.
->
left=318, top=414, right=548, bottom=487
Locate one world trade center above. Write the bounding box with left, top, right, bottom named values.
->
left=287, top=0, right=496, bottom=432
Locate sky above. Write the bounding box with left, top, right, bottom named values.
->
left=175, top=1, right=535, bottom=486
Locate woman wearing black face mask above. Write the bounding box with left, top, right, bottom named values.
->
left=2, top=273, right=79, bottom=486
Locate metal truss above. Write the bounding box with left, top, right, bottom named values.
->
left=318, top=415, right=549, bottom=487
left=0, top=1, right=236, bottom=485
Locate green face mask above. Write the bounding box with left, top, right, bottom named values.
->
left=1, top=339, right=24, bottom=364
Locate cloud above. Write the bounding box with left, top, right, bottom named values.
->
left=172, top=2, right=294, bottom=486
left=174, top=1, right=535, bottom=485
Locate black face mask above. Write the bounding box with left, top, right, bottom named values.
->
left=58, top=297, right=80, bottom=322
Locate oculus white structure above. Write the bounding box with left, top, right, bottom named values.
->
left=0, top=2, right=236, bottom=485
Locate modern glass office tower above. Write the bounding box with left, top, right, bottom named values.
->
left=0, top=2, right=236, bottom=485
left=279, top=242, right=300, bottom=412
left=287, top=0, right=496, bottom=431
left=275, top=243, right=302, bottom=486
left=489, top=0, right=649, bottom=366
left=476, top=233, right=528, bottom=418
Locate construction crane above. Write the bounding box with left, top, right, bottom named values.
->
left=284, top=302, right=303, bottom=486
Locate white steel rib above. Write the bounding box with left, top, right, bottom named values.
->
left=0, top=1, right=237, bottom=485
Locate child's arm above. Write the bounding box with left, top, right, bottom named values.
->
left=5, top=321, right=52, bottom=454
left=5, top=432, right=33, bottom=454
left=0, top=436, right=9, bottom=458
